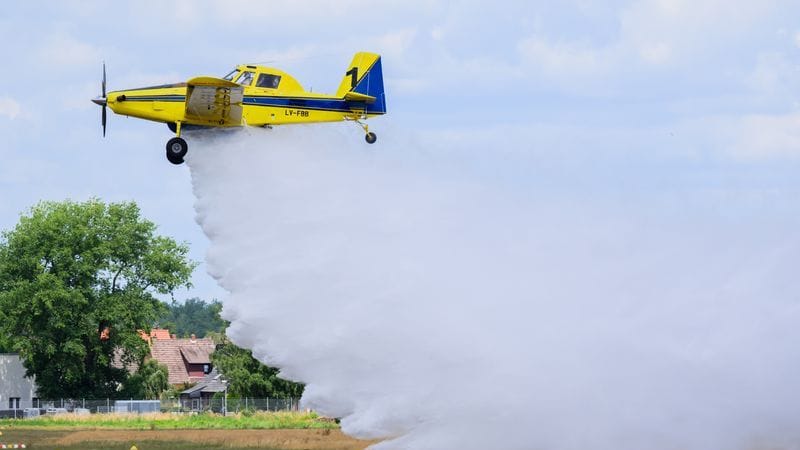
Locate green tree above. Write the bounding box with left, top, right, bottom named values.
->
left=0, top=199, right=195, bottom=398
left=158, top=297, right=227, bottom=338
left=0, top=332, right=9, bottom=352
left=210, top=334, right=304, bottom=398
left=120, top=359, right=170, bottom=400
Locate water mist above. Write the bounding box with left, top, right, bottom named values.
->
left=187, top=125, right=800, bottom=450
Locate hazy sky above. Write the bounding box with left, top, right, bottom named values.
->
left=0, top=0, right=798, bottom=301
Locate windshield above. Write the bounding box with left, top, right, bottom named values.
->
left=236, top=71, right=254, bottom=86
left=222, top=69, right=239, bottom=81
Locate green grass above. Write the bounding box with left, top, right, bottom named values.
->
left=0, top=411, right=338, bottom=430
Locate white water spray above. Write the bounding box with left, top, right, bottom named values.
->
left=187, top=125, right=800, bottom=450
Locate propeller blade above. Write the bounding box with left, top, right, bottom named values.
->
left=102, top=62, right=106, bottom=98
left=102, top=106, right=107, bottom=137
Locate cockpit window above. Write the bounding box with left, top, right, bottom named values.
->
left=222, top=69, right=239, bottom=81
left=256, top=74, right=281, bottom=89
left=236, top=71, right=254, bottom=86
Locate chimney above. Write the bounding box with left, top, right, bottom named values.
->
left=190, top=333, right=196, bottom=343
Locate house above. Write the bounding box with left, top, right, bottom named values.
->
left=149, top=334, right=215, bottom=386
left=113, top=328, right=177, bottom=374
left=0, top=354, right=38, bottom=411
left=179, top=368, right=227, bottom=411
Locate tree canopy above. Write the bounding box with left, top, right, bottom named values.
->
left=158, top=297, right=227, bottom=338
left=0, top=199, right=195, bottom=398
left=210, top=333, right=304, bottom=398
left=120, top=359, right=170, bottom=400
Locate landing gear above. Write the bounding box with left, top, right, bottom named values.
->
left=165, top=121, right=188, bottom=165
left=166, top=137, right=188, bottom=165
left=348, top=116, right=377, bottom=144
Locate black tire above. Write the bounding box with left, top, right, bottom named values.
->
left=166, top=137, right=188, bottom=165
left=365, top=132, right=377, bottom=144
left=166, top=152, right=184, bottom=165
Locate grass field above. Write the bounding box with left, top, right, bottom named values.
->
left=0, top=411, right=337, bottom=430
left=0, top=412, right=375, bottom=449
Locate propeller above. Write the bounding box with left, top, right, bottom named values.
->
left=91, top=62, right=108, bottom=137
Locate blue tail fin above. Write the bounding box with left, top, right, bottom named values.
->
left=337, top=52, right=387, bottom=115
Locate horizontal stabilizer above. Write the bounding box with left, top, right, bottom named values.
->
left=344, top=91, right=376, bottom=103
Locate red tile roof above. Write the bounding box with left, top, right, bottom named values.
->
left=138, top=328, right=173, bottom=345
left=151, top=329, right=172, bottom=341
left=149, top=337, right=215, bottom=385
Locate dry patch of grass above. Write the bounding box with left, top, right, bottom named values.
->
left=0, top=428, right=375, bottom=450
left=55, top=429, right=372, bottom=449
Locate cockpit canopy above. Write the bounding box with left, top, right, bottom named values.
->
left=222, top=65, right=299, bottom=91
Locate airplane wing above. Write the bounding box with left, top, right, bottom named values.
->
left=184, top=77, right=244, bottom=126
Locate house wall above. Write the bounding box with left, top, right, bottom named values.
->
left=186, top=363, right=210, bottom=379
left=0, top=354, right=38, bottom=409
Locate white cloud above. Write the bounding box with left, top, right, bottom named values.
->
left=116, top=71, right=184, bottom=90
left=244, top=46, right=321, bottom=66
left=745, top=51, right=799, bottom=97
left=517, top=37, right=607, bottom=75
left=206, top=0, right=373, bottom=24
left=618, top=0, right=772, bottom=66
left=0, top=97, right=21, bottom=119
left=376, top=29, right=418, bottom=57
left=515, top=36, right=618, bottom=95
left=386, top=77, right=428, bottom=95
left=37, top=33, right=102, bottom=70
left=732, top=113, right=800, bottom=160
left=638, top=41, right=672, bottom=65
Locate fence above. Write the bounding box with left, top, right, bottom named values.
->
left=0, top=397, right=302, bottom=418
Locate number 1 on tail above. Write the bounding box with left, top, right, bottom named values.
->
left=346, top=67, right=358, bottom=89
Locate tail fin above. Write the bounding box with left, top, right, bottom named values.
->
left=336, top=52, right=387, bottom=114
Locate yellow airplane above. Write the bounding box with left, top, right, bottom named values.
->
left=92, top=52, right=386, bottom=164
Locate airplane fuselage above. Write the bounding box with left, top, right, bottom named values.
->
left=106, top=66, right=383, bottom=128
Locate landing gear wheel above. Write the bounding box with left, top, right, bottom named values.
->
left=365, top=132, right=377, bottom=144
left=166, top=137, right=188, bottom=165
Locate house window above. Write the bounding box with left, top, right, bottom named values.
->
left=203, top=364, right=210, bottom=374
left=32, top=397, right=40, bottom=408
left=9, top=397, right=20, bottom=409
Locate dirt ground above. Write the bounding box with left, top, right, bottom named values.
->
left=0, top=428, right=377, bottom=450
